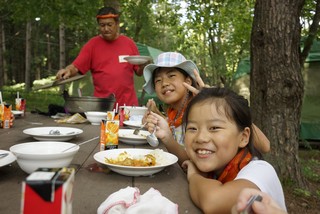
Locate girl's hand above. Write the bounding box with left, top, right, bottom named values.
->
left=144, top=111, right=172, bottom=145
left=146, top=99, right=158, bottom=113
left=183, top=69, right=210, bottom=95
left=142, top=99, right=163, bottom=124
left=182, top=160, right=204, bottom=181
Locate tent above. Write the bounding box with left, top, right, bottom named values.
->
left=234, top=39, right=320, bottom=79
left=233, top=40, right=320, bottom=141
left=136, top=42, right=163, bottom=62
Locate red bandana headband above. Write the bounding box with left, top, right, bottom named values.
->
left=96, top=14, right=119, bottom=19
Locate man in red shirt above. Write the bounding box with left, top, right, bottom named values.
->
left=56, top=7, right=148, bottom=106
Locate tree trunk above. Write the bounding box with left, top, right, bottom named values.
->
left=59, top=23, right=66, bottom=92
left=25, top=21, right=32, bottom=92
left=0, top=21, right=4, bottom=87
left=47, top=33, right=52, bottom=74
left=59, top=23, right=65, bottom=70
left=300, top=0, right=320, bottom=64
left=250, top=0, right=306, bottom=187
left=0, top=21, right=8, bottom=86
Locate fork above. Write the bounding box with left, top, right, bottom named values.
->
left=133, top=122, right=147, bottom=135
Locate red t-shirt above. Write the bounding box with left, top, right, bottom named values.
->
left=73, top=35, right=140, bottom=106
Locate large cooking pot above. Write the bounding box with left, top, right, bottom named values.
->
left=64, top=93, right=116, bottom=113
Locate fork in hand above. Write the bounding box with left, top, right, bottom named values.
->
left=133, top=122, right=147, bottom=135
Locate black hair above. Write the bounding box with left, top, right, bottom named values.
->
left=96, top=7, right=120, bottom=22
left=183, top=87, right=262, bottom=159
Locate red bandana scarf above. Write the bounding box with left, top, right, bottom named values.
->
left=211, top=148, right=252, bottom=184
left=166, top=95, right=191, bottom=128
left=167, top=107, right=186, bottom=128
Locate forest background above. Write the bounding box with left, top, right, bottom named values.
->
left=0, top=0, right=320, bottom=213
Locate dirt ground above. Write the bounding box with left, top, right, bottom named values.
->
left=284, top=147, right=320, bottom=214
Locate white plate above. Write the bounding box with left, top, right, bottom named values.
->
left=124, top=56, right=152, bottom=65
left=118, top=129, right=149, bottom=145
left=123, top=120, right=143, bottom=129
left=93, top=149, right=178, bottom=176
left=23, top=127, right=83, bottom=141
left=0, top=150, right=16, bottom=167
left=12, top=110, right=24, bottom=116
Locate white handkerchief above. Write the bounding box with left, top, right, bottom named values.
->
left=127, top=188, right=178, bottom=214
left=97, top=187, right=140, bottom=214
left=97, top=186, right=178, bottom=214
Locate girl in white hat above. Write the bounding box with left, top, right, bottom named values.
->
left=143, top=52, right=270, bottom=164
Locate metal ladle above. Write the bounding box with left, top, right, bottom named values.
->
left=146, top=125, right=159, bottom=147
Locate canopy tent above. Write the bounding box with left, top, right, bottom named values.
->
left=136, top=42, right=163, bottom=62
left=233, top=40, right=320, bottom=141
left=234, top=39, right=320, bottom=80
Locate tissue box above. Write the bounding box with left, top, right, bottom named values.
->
left=21, top=168, right=75, bottom=214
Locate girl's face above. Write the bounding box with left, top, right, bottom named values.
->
left=153, top=68, right=192, bottom=108
left=184, top=100, right=249, bottom=175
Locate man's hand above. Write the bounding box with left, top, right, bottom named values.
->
left=56, top=68, right=71, bottom=80
left=56, top=64, right=78, bottom=80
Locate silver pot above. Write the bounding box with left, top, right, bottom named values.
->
left=64, top=94, right=116, bottom=113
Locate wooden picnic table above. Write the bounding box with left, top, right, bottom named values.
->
left=0, top=112, right=202, bottom=214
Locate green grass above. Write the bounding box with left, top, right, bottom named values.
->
left=2, top=87, right=64, bottom=112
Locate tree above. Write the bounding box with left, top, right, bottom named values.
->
left=179, top=0, right=254, bottom=86
left=250, top=0, right=320, bottom=187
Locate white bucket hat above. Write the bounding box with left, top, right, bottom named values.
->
left=143, top=52, right=199, bottom=94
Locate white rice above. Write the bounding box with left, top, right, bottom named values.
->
left=150, top=149, right=170, bottom=166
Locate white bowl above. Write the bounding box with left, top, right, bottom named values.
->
left=120, top=106, right=148, bottom=121
left=84, top=111, right=108, bottom=125
left=10, top=142, right=79, bottom=174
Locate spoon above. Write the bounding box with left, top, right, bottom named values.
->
left=61, top=136, right=99, bottom=153
left=0, top=153, right=9, bottom=158
left=49, top=130, right=77, bottom=135
left=146, top=125, right=159, bottom=147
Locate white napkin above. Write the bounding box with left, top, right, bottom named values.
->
left=97, top=186, right=178, bottom=214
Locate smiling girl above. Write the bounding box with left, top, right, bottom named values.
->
left=181, top=87, right=286, bottom=213
left=143, top=52, right=270, bottom=165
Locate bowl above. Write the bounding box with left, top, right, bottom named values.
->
left=84, top=111, right=108, bottom=125
left=93, top=148, right=178, bottom=176
left=9, top=142, right=79, bottom=174
left=64, top=94, right=116, bottom=113
left=120, top=106, right=148, bottom=121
